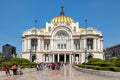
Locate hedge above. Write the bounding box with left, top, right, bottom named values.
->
left=76, top=64, right=120, bottom=72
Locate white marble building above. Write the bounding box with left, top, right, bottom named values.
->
left=22, top=7, right=103, bottom=64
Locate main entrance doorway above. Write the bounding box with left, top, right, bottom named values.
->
left=53, top=54, right=70, bottom=63
left=60, top=54, right=64, bottom=62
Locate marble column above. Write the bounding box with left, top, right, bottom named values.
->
left=42, top=39, right=44, bottom=50
left=24, top=39, right=27, bottom=51
left=93, top=38, right=96, bottom=51
left=28, top=39, right=31, bottom=50
left=84, top=38, right=86, bottom=49
left=53, top=54, right=54, bottom=63
left=80, top=39, right=83, bottom=50
left=50, top=39, right=52, bottom=50
left=71, top=39, right=73, bottom=50
left=64, top=54, right=66, bottom=63
left=79, top=54, right=81, bottom=63
left=100, top=39, right=103, bottom=51
left=98, top=38, right=100, bottom=51
left=96, top=38, right=98, bottom=51
left=57, top=54, right=59, bottom=62
left=38, top=39, right=40, bottom=51
left=69, top=54, right=71, bottom=64
left=22, top=40, right=24, bottom=51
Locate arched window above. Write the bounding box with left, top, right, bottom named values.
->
left=87, top=30, right=93, bottom=34
left=87, top=38, right=93, bottom=50
left=31, top=30, right=37, bottom=34
left=31, top=39, right=37, bottom=50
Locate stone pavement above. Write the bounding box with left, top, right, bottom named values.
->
left=0, top=64, right=119, bottom=80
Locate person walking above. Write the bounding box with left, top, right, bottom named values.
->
left=11, top=64, right=17, bottom=75
left=3, top=65, right=11, bottom=77
left=17, top=64, right=23, bottom=75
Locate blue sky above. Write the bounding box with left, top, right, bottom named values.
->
left=0, top=0, right=120, bottom=55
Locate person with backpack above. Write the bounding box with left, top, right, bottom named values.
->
left=3, top=65, right=11, bottom=77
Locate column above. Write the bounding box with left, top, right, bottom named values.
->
left=67, top=40, right=68, bottom=50
left=28, top=39, right=31, bottom=50
left=71, top=39, right=74, bottom=50
left=53, top=54, right=54, bottom=63
left=79, top=39, right=81, bottom=50
left=50, top=39, right=52, bottom=50
left=64, top=54, right=66, bottom=63
left=42, top=39, right=44, bottom=50
left=38, top=39, right=40, bottom=51
left=98, top=38, right=100, bottom=51
left=79, top=54, right=81, bottom=63
left=54, top=40, right=56, bottom=50
left=22, top=40, right=24, bottom=52
left=96, top=38, right=98, bottom=51
left=84, top=38, right=86, bottom=49
left=69, top=54, right=71, bottom=64
left=26, top=39, right=28, bottom=51
left=101, top=39, right=103, bottom=51
left=68, top=40, right=70, bottom=50
left=93, top=38, right=96, bottom=51
left=40, top=54, right=43, bottom=62
left=57, top=54, right=59, bottom=62
left=24, top=39, right=27, bottom=51
left=80, top=39, right=82, bottom=50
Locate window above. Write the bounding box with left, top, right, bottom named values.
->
left=31, top=30, right=37, bottom=34
left=64, top=44, right=67, bottom=49
left=87, top=30, right=93, bottom=34
left=47, top=44, right=49, bottom=50
left=87, top=38, right=93, bottom=50
left=58, top=44, right=60, bottom=49
left=74, top=26, right=76, bottom=31
left=48, top=27, right=51, bottom=32
left=61, top=44, right=63, bottom=49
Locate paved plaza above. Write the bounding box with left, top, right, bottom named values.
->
left=0, top=64, right=119, bottom=80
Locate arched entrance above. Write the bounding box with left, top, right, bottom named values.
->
left=32, top=55, right=36, bottom=62
left=88, top=54, right=93, bottom=60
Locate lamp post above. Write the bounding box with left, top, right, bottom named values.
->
left=85, top=19, right=88, bottom=69
left=29, top=49, right=32, bottom=68
left=35, top=39, right=37, bottom=62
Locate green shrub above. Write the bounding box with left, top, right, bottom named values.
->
left=0, top=57, right=5, bottom=63
left=113, top=67, right=120, bottom=72
left=87, top=58, right=103, bottom=64
left=110, top=57, right=118, bottom=62
left=10, top=57, right=30, bottom=64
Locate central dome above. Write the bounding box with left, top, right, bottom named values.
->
left=51, top=7, right=74, bottom=23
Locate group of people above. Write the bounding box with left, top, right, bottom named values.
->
left=2, top=64, right=23, bottom=77
left=35, top=62, right=63, bottom=74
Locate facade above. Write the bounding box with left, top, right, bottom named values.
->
left=105, top=44, right=120, bottom=60
left=2, top=44, right=16, bottom=60
left=22, top=7, right=103, bottom=64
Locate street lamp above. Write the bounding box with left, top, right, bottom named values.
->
left=84, top=19, right=88, bottom=69
left=29, top=49, right=32, bottom=68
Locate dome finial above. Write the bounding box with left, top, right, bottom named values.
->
left=60, top=6, right=64, bottom=16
